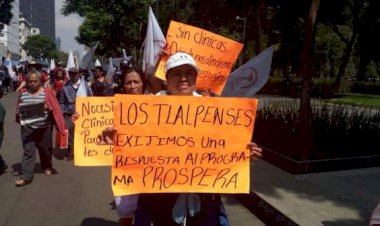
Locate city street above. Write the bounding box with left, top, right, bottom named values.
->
left=0, top=92, right=264, bottom=226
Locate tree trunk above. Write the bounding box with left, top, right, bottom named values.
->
left=332, top=30, right=358, bottom=91
left=297, top=0, right=320, bottom=160
left=358, top=55, right=370, bottom=81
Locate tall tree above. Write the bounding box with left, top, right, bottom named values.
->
left=62, top=0, right=155, bottom=58
left=0, top=0, right=15, bottom=29
left=22, top=35, right=57, bottom=60
left=297, top=0, right=320, bottom=159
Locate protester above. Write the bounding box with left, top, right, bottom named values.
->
left=14, top=70, right=66, bottom=186
left=0, top=89, right=7, bottom=174
left=115, top=64, right=148, bottom=226
left=79, top=68, right=91, bottom=82
left=59, top=67, right=92, bottom=161
left=101, top=53, right=262, bottom=226
left=0, top=66, right=7, bottom=93
left=53, top=68, right=67, bottom=101
left=90, top=66, right=114, bottom=96
left=16, top=61, right=50, bottom=92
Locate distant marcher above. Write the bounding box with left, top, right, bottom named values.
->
left=0, top=89, right=7, bottom=174
left=90, top=66, right=114, bottom=96
left=59, top=67, right=92, bottom=161
left=15, top=70, right=66, bottom=186
left=53, top=68, right=68, bottom=101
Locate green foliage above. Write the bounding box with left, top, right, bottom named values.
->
left=61, top=0, right=380, bottom=91
left=56, top=51, right=69, bottom=66
left=22, top=35, right=57, bottom=60
left=325, top=93, right=380, bottom=107
left=253, top=101, right=380, bottom=160
left=63, top=0, right=155, bottom=57
left=258, top=77, right=339, bottom=98
left=0, top=0, right=14, bottom=26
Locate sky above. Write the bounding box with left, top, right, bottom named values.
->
left=55, top=0, right=85, bottom=54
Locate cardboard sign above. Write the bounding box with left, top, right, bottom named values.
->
left=155, top=21, right=243, bottom=95
left=74, top=97, right=114, bottom=166
left=112, top=94, right=257, bottom=196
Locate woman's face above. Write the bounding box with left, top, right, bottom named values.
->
left=57, top=71, right=63, bottom=78
left=27, top=73, right=42, bottom=93
left=95, top=69, right=103, bottom=79
left=166, top=65, right=197, bottom=96
left=123, top=71, right=143, bottom=94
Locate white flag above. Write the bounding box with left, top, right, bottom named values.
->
left=106, top=57, right=114, bottom=82
left=76, top=77, right=88, bottom=97
left=66, top=50, right=76, bottom=70
left=95, top=59, right=101, bottom=67
left=50, top=59, right=56, bottom=71
left=222, top=46, right=274, bottom=97
left=6, top=58, right=15, bottom=78
left=142, top=6, right=166, bottom=75
left=80, top=42, right=98, bottom=69
left=122, top=49, right=128, bottom=60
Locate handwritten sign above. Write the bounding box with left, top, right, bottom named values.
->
left=112, top=94, right=257, bottom=196
left=155, top=21, right=243, bottom=95
left=74, top=97, right=114, bottom=166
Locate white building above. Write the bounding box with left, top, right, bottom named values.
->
left=19, top=13, right=31, bottom=61
left=31, top=27, right=40, bottom=36
left=0, top=0, right=21, bottom=63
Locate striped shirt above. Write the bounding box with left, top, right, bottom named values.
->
left=19, top=90, right=52, bottom=128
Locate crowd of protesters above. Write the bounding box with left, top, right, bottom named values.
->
left=0, top=54, right=263, bottom=226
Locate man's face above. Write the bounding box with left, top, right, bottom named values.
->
left=69, top=71, right=79, bottom=82
left=27, top=73, right=41, bottom=93
left=166, top=65, right=197, bottom=96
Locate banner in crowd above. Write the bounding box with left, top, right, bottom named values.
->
left=112, top=94, right=257, bottom=196
left=155, top=21, right=243, bottom=95
left=74, top=97, right=114, bottom=166
left=142, top=6, right=166, bottom=76
left=222, top=46, right=274, bottom=97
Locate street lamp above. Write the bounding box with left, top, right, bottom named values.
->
left=235, top=16, right=246, bottom=66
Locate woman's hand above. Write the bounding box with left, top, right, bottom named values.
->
left=71, top=112, right=79, bottom=122
left=97, top=127, right=117, bottom=145
left=247, top=142, right=263, bottom=161
left=44, top=104, right=52, bottom=112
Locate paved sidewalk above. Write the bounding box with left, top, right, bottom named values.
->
left=250, top=160, right=380, bottom=225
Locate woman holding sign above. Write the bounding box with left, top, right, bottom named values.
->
left=133, top=52, right=262, bottom=226
left=85, top=62, right=149, bottom=226
left=114, top=63, right=149, bottom=226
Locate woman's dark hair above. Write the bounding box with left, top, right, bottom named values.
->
left=95, top=66, right=103, bottom=72
left=118, top=60, right=147, bottom=94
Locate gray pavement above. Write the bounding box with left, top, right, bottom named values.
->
left=251, top=160, right=380, bottom=225
left=0, top=92, right=264, bottom=226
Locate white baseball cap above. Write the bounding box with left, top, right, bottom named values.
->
left=165, top=52, right=200, bottom=74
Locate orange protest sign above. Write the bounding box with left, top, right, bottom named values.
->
left=155, top=21, right=243, bottom=95
left=74, top=97, right=114, bottom=166
left=112, top=94, right=257, bottom=196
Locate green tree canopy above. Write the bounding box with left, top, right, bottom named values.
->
left=22, top=34, right=58, bottom=60
left=62, top=0, right=155, bottom=57
left=0, top=0, right=15, bottom=29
